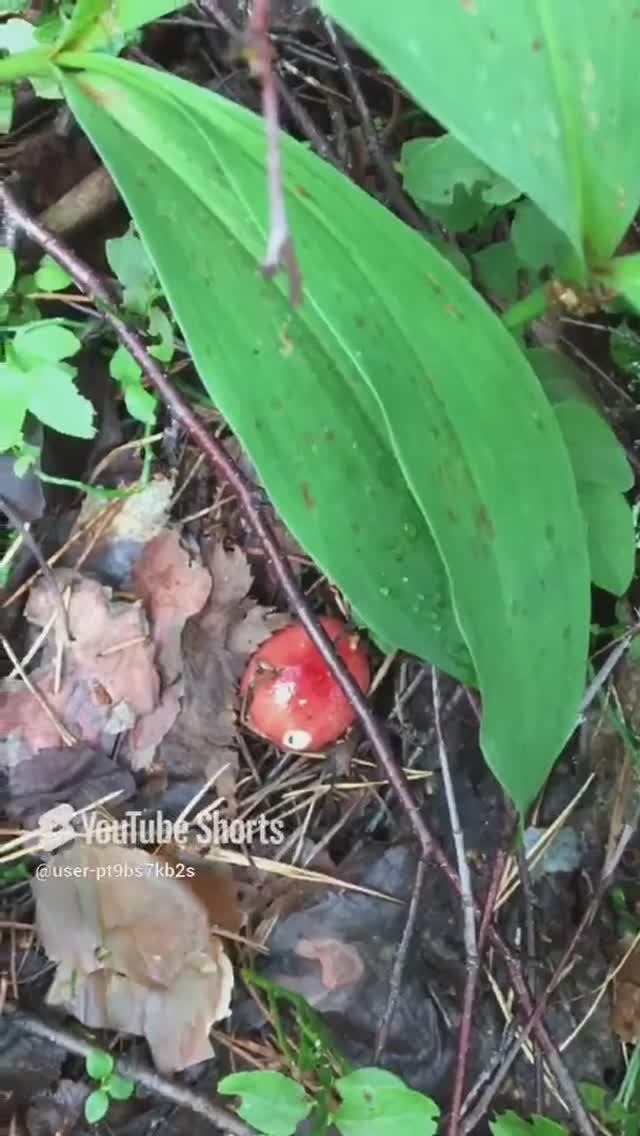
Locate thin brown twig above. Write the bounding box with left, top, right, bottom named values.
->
left=246, top=0, right=302, bottom=304
left=461, top=814, right=639, bottom=1133
left=374, top=851, right=430, bottom=1060
left=0, top=185, right=594, bottom=1136
left=322, top=15, right=429, bottom=232
left=3, top=1006, right=254, bottom=1136
left=432, top=668, right=478, bottom=1136
left=448, top=846, right=507, bottom=1134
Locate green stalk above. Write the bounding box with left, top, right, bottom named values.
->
left=0, top=47, right=53, bottom=83
left=501, top=284, right=550, bottom=331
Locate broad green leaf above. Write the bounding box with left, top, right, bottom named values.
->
left=60, top=54, right=592, bottom=810
left=401, top=134, right=518, bottom=208
left=61, top=56, right=473, bottom=686
left=106, top=1073, right=135, bottom=1100
left=511, top=200, right=572, bottom=275
left=428, top=236, right=471, bottom=281
left=14, top=323, right=81, bottom=364
left=580, top=483, right=635, bottom=594
left=335, top=1068, right=439, bottom=1136
left=56, top=0, right=110, bottom=50
left=0, top=361, right=27, bottom=450
left=24, top=362, right=95, bottom=438
left=34, top=254, right=72, bottom=292
left=490, top=1111, right=569, bottom=1136
left=84, top=1088, right=110, bottom=1124
left=527, top=349, right=633, bottom=491
left=321, top=0, right=640, bottom=263
left=218, top=1071, right=312, bottom=1136
left=0, top=19, right=59, bottom=97
left=553, top=402, right=633, bottom=491
left=85, top=1048, right=114, bottom=1081
left=606, top=254, right=640, bottom=312
left=0, top=248, right=15, bottom=295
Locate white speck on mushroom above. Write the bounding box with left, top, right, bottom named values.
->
left=283, top=729, right=312, bottom=750
left=272, top=680, right=296, bottom=708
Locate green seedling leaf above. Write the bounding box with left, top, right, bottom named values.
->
left=611, top=321, right=640, bottom=382
left=59, top=52, right=592, bottom=812
left=25, top=362, right=95, bottom=438
left=321, top=0, right=640, bottom=265
left=85, top=1048, right=114, bottom=1081
left=106, top=224, right=158, bottom=313
left=490, top=1112, right=569, bottom=1136
left=124, top=382, right=156, bottom=425
left=84, top=1088, right=110, bottom=1124
left=335, top=1068, right=439, bottom=1136
left=402, top=133, right=518, bottom=210
left=106, top=1073, right=135, bottom=1101
left=110, top=343, right=141, bottom=385
left=0, top=362, right=28, bottom=450
left=427, top=236, right=471, bottom=280
left=14, top=323, right=81, bottom=364
left=0, top=87, right=13, bottom=132
left=218, top=1071, right=312, bottom=1136
left=473, top=241, right=520, bottom=304
left=0, top=248, right=15, bottom=295
left=34, top=255, right=72, bottom=292
left=511, top=201, right=572, bottom=275
left=147, top=305, right=174, bottom=361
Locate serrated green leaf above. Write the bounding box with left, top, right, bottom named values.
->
left=124, top=382, right=156, bottom=424
left=84, top=1088, right=110, bottom=1124
left=110, top=343, right=141, bottom=385
left=320, top=0, right=640, bottom=264
left=14, top=323, right=81, bottom=364
left=490, top=1111, right=568, bottom=1136
left=106, top=1073, right=135, bottom=1100
left=34, top=255, right=72, bottom=292
left=25, top=362, right=95, bottom=438
left=511, top=201, right=572, bottom=275
left=473, top=241, right=521, bottom=304
left=0, top=248, right=15, bottom=295
left=59, top=53, right=593, bottom=811
left=218, top=1071, right=312, bottom=1136
left=0, top=362, right=27, bottom=450
left=106, top=225, right=157, bottom=313
left=580, top=482, right=635, bottom=594
left=147, top=305, right=174, bottom=361
left=86, top=1049, right=114, bottom=1082
left=335, top=1068, right=439, bottom=1136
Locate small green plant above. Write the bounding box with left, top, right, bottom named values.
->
left=84, top=1048, right=135, bottom=1124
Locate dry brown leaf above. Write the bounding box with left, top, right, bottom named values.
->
left=157, top=544, right=287, bottom=801
left=132, top=530, right=211, bottom=685
left=295, top=937, right=365, bottom=991
left=612, top=935, right=640, bottom=1043
left=33, top=842, right=233, bottom=1072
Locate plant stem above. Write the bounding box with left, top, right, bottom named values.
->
left=502, top=284, right=550, bottom=331
left=0, top=48, right=52, bottom=83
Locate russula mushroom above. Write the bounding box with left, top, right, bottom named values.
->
left=240, top=616, right=370, bottom=752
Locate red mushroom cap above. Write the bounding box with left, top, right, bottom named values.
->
left=240, top=616, right=370, bottom=752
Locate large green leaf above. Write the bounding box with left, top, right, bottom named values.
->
left=59, top=54, right=590, bottom=810
left=320, top=0, right=640, bottom=264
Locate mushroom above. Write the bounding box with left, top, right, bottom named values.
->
left=239, top=616, right=370, bottom=752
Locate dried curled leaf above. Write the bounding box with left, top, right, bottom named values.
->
left=33, top=842, right=234, bottom=1072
